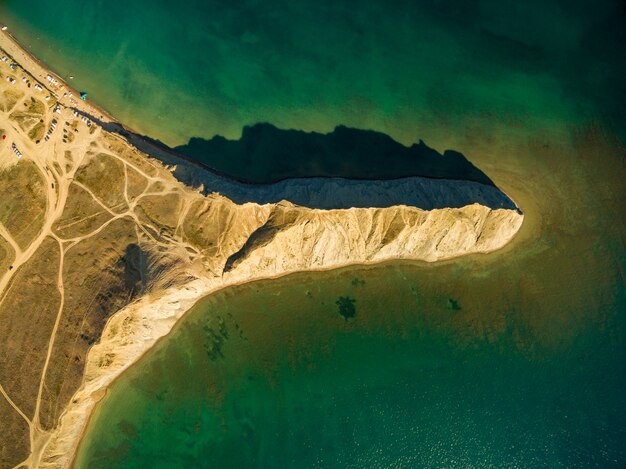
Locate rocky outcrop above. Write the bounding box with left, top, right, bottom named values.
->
left=170, top=167, right=517, bottom=210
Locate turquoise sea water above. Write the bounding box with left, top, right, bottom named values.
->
left=75, top=250, right=626, bottom=467
left=1, top=0, right=625, bottom=155
left=1, top=0, right=625, bottom=467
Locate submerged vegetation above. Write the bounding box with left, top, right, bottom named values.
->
left=203, top=316, right=229, bottom=361
left=336, top=296, right=356, bottom=321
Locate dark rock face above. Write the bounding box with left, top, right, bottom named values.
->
left=79, top=115, right=517, bottom=211
left=175, top=123, right=495, bottom=186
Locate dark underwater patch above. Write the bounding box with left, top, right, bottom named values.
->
left=336, top=296, right=357, bottom=321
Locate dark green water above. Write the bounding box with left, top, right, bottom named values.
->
left=76, top=258, right=626, bottom=468
left=2, top=0, right=625, bottom=467
left=1, top=0, right=625, bottom=160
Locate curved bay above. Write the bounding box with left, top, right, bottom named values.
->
left=74, top=127, right=626, bottom=467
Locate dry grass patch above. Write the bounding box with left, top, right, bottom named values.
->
left=74, top=153, right=127, bottom=212
left=0, top=88, right=24, bottom=112
left=0, top=237, right=60, bottom=417
left=135, top=192, right=182, bottom=234
left=9, top=97, right=46, bottom=142
left=39, top=218, right=140, bottom=430
left=104, top=136, right=159, bottom=177
left=126, top=165, right=149, bottom=201
left=0, top=159, right=47, bottom=249
left=53, top=183, right=114, bottom=240
left=0, top=390, right=30, bottom=469
left=146, top=180, right=166, bottom=193
left=63, top=150, right=75, bottom=174
left=28, top=122, right=45, bottom=143
left=0, top=236, right=15, bottom=273
left=26, top=97, right=45, bottom=115
left=10, top=111, right=40, bottom=132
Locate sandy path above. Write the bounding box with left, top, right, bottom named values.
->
left=0, top=222, right=22, bottom=255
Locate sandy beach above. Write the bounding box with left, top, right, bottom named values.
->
left=0, top=28, right=115, bottom=119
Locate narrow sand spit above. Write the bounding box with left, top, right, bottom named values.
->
left=0, top=29, right=523, bottom=469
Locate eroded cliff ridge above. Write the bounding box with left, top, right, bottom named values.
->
left=0, top=34, right=522, bottom=469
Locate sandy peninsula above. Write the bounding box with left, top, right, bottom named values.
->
left=0, top=28, right=523, bottom=469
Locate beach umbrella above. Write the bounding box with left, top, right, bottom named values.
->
left=80, top=92, right=88, bottom=101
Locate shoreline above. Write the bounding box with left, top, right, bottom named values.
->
left=0, top=29, right=116, bottom=122
left=66, top=238, right=525, bottom=469
left=0, top=25, right=510, bottom=193
left=0, top=26, right=525, bottom=469
left=69, top=256, right=446, bottom=467
left=55, top=199, right=524, bottom=469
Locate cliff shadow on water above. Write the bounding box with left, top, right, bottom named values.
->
left=174, top=123, right=495, bottom=185
left=80, top=113, right=519, bottom=211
